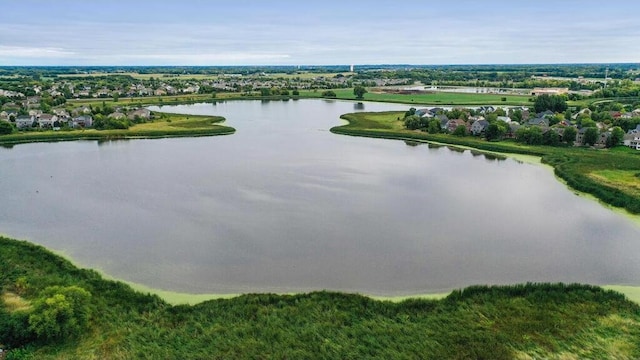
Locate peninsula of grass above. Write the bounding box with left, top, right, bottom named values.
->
left=0, top=113, right=234, bottom=146
left=1, top=235, right=640, bottom=359
left=332, top=111, right=640, bottom=214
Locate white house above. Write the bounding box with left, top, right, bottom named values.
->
left=623, top=133, right=640, bottom=150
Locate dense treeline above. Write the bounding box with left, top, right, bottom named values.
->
left=1, top=236, right=639, bottom=359
left=353, top=63, right=639, bottom=84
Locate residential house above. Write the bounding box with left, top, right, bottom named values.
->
left=15, top=115, right=35, bottom=129
left=506, top=123, right=521, bottom=138
left=28, top=109, right=43, bottom=117
left=436, top=114, right=449, bottom=130
left=623, top=133, right=640, bottom=150
left=72, top=115, right=93, bottom=128
left=37, top=114, right=57, bottom=128
left=609, top=111, right=622, bottom=119
left=596, top=131, right=611, bottom=148
left=470, top=119, right=489, bottom=135
left=477, top=106, right=495, bottom=114
left=445, top=119, right=467, bottom=133
left=627, top=124, right=640, bottom=134
left=496, top=116, right=512, bottom=123
left=0, top=110, right=17, bottom=121
left=73, top=106, right=92, bottom=115
left=528, top=117, right=549, bottom=127
left=575, top=127, right=602, bottom=146
left=108, top=111, right=126, bottom=120
left=25, top=97, right=41, bottom=109
left=53, top=109, right=70, bottom=121
left=536, top=110, right=554, bottom=119
left=127, top=108, right=151, bottom=121
left=94, top=88, right=111, bottom=98
left=182, top=85, right=200, bottom=94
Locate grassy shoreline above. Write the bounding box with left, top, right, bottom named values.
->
left=0, top=112, right=234, bottom=146
left=2, top=235, right=640, bottom=359
left=332, top=111, right=640, bottom=214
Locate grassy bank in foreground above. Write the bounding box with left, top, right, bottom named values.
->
left=1, top=236, right=640, bottom=359
left=332, top=111, right=640, bottom=214
left=0, top=113, right=234, bottom=146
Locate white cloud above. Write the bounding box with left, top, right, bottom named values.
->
left=0, top=46, right=75, bottom=58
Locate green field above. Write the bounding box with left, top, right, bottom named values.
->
left=332, top=111, right=640, bottom=214
left=336, top=89, right=534, bottom=105
left=2, top=236, right=640, bottom=359
left=0, top=113, right=234, bottom=146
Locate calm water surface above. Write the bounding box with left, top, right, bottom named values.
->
left=1, top=99, right=639, bottom=295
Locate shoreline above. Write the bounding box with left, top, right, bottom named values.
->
left=9, top=237, right=640, bottom=306
left=2, top=100, right=639, bottom=306
left=332, top=111, right=640, bottom=215
left=0, top=112, right=235, bottom=147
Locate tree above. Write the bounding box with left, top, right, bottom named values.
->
left=292, top=89, right=300, bottom=96
left=0, top=121, right=13, bottom=135
left=321, top=90, right=336, bottom=98
left=453, top=125, right=467, bottom=136
left=563, top=126, right=577, bottom=145
left=528, top=127, right=544, bottom=145
left=606, top=126, right=624, bottom=148
left=353, top=86, right=367, bottom=99
left=404, top=108, right=416, bottom=118
left=427, top=119, right=441, bottom=134
left=484, top=123, right=503, bottom=141
left=404, top=115, right=422, bottom=130
left=534, top=94, right=567, bottom=113
left=260, top=88, right=272, bottom=96
left=511, top=109, right=523, bottom=123
left=28, top=286, right=92, bottom=342
left=543, top=129, right=560, bottom=146
left=582, top=127, right=599, bottom=146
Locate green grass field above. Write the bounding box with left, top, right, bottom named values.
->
left=345, top=89, right=533, bottom=105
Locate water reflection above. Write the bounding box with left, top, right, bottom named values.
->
left=1, top=99, right=639, bottom=296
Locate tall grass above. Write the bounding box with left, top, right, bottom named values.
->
left=1, top=236, right=639, bottom=359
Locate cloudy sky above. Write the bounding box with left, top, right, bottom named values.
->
left=1, top=0, right=639, bottom=66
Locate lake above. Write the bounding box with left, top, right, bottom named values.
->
left=1, top=99, right=639, bottom=296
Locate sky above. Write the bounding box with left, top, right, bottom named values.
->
left=0, top=0, right=639, bottom=66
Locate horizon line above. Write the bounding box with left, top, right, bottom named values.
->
left=1, top=62, right=639, bottom=68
